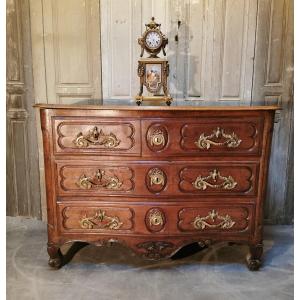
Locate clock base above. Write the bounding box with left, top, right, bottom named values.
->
left=135, top=95, right=173, bottom=106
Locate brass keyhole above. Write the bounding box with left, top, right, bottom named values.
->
left=154, top=136, right=162, bottom=144
left=151, top=216, right=161, bottom=226
left=151, top=134, right=165, bottom=146
left=153, top=176, right=163, bottom=185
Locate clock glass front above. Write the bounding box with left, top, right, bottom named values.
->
left=145, top=31, right=162, bottom=49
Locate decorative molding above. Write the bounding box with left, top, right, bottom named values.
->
left=7, top=108, right=28, bottom=120
left=265, top=0, right=286, bottom=85
left=6, top=0, right=23, bottom=82
left=185, top=0, right=206, bottom=99
left=6, top=82, right=25, bottom=94
left=136, top=241, right=174, bottom=259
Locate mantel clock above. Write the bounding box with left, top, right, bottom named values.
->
left=135, top=17, right=172, bottom=106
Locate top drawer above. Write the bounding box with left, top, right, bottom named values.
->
left=53, top=118, right=141, bottom=156
left=142, top=117, right=264, bottom=157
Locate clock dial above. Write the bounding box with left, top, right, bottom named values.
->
left=145, top=31, right=162, bottom=49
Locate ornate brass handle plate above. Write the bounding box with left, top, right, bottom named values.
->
left=77, top=169, right=122, bottom=190
left=192, top=209, right=235, bottom=230
left=149, top=168, right=165, bottom=186
left=79, top=210, right=123, bottom=230
left=73, top=126, right=120, bottom=148
left=192, top=169, right=237, bottom=190
left=149, top=209, right=164, bottom=226
left=195, top=127, right=242, bottom=149
left=150, top=129, right=166, bottom=147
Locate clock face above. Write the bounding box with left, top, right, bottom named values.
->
left=145, top=31, right=162, bottom=49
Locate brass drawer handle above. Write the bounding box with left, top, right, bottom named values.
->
left=149, top=168, right=165, bottom=186
left=73, top=126, right=120, bottom=148
left=77, top=169, right=122, bottom=190
left=79, top=210, right=123, bottom=230
left=192, top=209, right=235, bottom=230
left=195, top=127, right=242, bottom=149
left=150, top=129, right=166, bottom=147
left=192, top=169, right=237, bottom=190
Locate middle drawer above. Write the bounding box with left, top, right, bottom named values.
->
left=55, top=161, right=259, bottom=198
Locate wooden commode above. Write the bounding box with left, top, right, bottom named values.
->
left=35, top=104, right=278, bottom=270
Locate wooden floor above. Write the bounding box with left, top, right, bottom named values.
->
left=6, top=217, right=293, bottom=300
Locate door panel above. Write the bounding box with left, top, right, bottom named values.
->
left=252, top=0, right=293, bottom=223
left=7, top=0, right=41, bottom=218
left=42, top=0, right=102, bottom=104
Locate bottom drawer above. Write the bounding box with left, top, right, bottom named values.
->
left=57, top=201, right=254, bottom=236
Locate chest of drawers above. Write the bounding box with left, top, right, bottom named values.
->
left=36, top=104, right=277, bottom=270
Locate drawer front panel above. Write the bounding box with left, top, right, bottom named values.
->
left=56, top=162, right=258, bottom=197
left=59, top=205, right=134, bottom=232
left=57, top=164, right=135, bottom=194
left=179, top=165, right=258, bottom=196
left=57, top=202, right=254, bottom=236
left=53, top=118, right=140, bottom=155
left=142, top=117, right=263, bottom=156
left=178, top=207, right=250, bottom=232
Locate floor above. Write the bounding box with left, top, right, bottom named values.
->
left=6, top=217, right=293, bottom=300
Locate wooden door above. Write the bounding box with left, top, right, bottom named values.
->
left=7, top=0, right=41, bottom=218
left=252, top=0, right=293, bottom=223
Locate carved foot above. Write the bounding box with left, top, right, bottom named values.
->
left=47, top=244, right=63, bottom=269
left=246, top=243, right=263, bottom=271
left=166, top=100, right=171, bottom=106
left=136, top=101, right=142, bottom=106
left=246, top=258, right=261, bottom=271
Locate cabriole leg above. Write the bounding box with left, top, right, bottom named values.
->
left=47, top=243, right=63, bottom=269
left=246, top=243, right=263, bottom=271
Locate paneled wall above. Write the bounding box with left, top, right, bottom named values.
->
left=101, top=0, right=257, bottom=103
left=252, top=0, right=294, bottom=223
left=6, top=0, right=41, bottom=218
